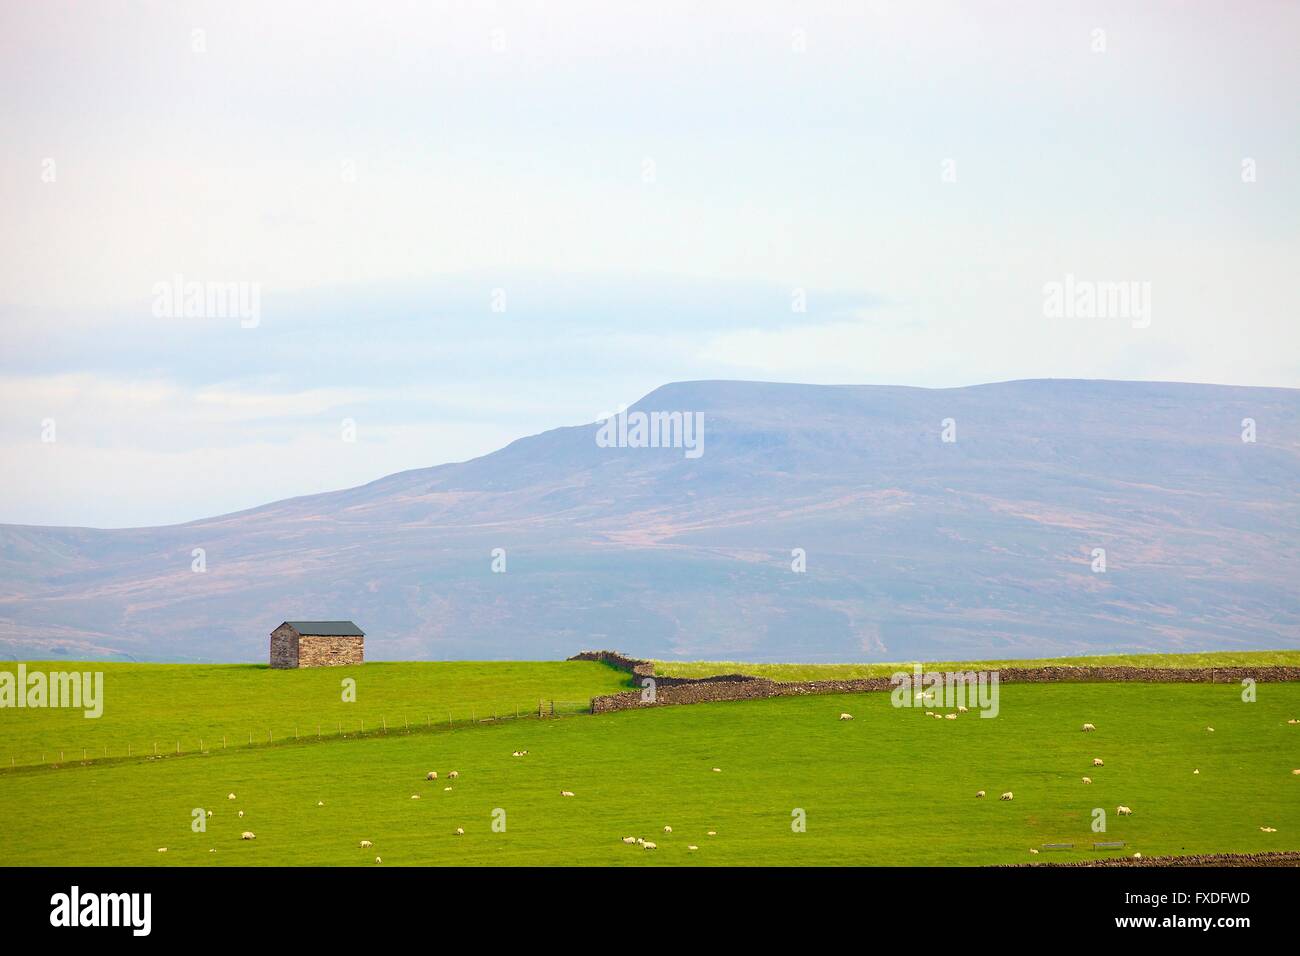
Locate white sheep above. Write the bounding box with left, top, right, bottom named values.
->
left=411, top=794, right=420, bottom=800
left=206, top=810, right=212, bottom=818
left=448, top=770, right=460, bottom=779
left=560, top=790, right=575, bottom=797
left=1082, top=723, right=1096, bottom=732
left=975, top=790, right=986, bottom=798
left=1117, top=805, right=1133, bottom=816
left=1292, top=769, right=1300, bottom=776
left=1000, top=792, right=1013, bottom=801
left=706, top=830, right=717, bottom=836
left=1082, top=776, right=1092, bottom=784
left=157, top=847, right=167, bottom=853
left=238, top=810, right=244, bottom=818
left=642, top=841, right=657, bottom=850
left=711, top=767, right=721, bottom=772
left=687, top=844, right=698, bottom=851
left=1206, top=727, right=1214, bottom=732
left=1193, top=769, right=1200, bottom=775
left=444, top=787, right=452, bottom=792
left=957, top=705, right=968, bottom=713
left=1133, top=853, right=1142, bottom=860
left=838, top=713, right=854, bottom=721
left=932, top=713, right=944, bottom=719
left=1260, top=826, right=1277, bottom=833
left=240, top=831, right=256, bottom=840
left=622, top=837, right=637, bottom=844
left=317, top=801, right=324, bottom=806
left=359, top=840, right=373, bottom=848
left=426, top=771, right=438, bottom=780
left=1029, top=848, right=1038, bottom=855
left=944, top=713, right=957, bottom=720
left=1093, top=758, right=1104, bottom=767
left=924, top=711, right=934, bottom=717
left=227, top=793, right=236, bottom=800
left=375, top=856, right=382, bottom=864
left=455, top=827, right=464, bottom=835
left=663, top=825, right=672, bottom=833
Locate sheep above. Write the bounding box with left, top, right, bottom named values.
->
left=560, top=790, right=575, bottom=797
left=238, top=810, right=244, bottom=818
left=455, top=827, right=464, bottom=835
left=426, top=771, right=438, bottom=780
left=712, top=767, right=721, bottom=772
left=227, top=793, right=236, bottom=800
left=1292, top=769, right=1300, bottom=775
left=240, top=831, right=256, bottom=840
left=622, top=837, right=637, bottom=844
left=411, top=794, right=420, bottom=800
left=1082, top=776, right=1092, bottom=784
left=957, top=705, right=968, bottom=713
left=512, top=751, right=525, bottom=757
left=1260, top=826, right=1278, bottom=833
left=359, top=840, right=373, bottom=848
left=931, top=713, right=944, bottom=720
left=635, top=838, right=645, bottom=845
left=1029, top=848, right=1039, bottom=855
left=1116, top=805, right=1133, bottom=816
left=1133, top=853, right=1143, bottom=860
left=944, top=713, right=957, bottom=720
left=444, top=787, right=452, bottom=792
left=1288, top=719, right=1299, bottom=725
left=206, top=810, right=212, bottom=818
left=1206, top=727, right=1214, bottom=732
left=687, top=844, right=698, bottom=851
left=642, top=842, right=657, bottom=850
left=1193, top=769, right=1200, bottom=775
left=707, top=830, right=717, bottom=836
left=374, top=856, right=382, bottom=864
left=1000, top=792, right=1013, bottom=801
left=924, top=711, right=934, bottom=717
left=1082, top=723, right=1096, bottom=732
left=157, top=847, right=167, bottom=853
left=975, top=790, right=986, bottom=798
left=663, top=825, right=673, bottom=833
left=448, top=770, right=460, bottom=779
left=1093, top=758, right=1104, bottom=767
left=839, top=713, right=854, bottom=721
left=317, top=801, right=324, bottom=806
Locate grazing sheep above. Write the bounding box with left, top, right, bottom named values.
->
left=622, top=837, right=637, bottom=844
left=238, top=810, right=244, bottom=818
left=1093, top=758, right=1104, bottom=767
left=932, top=713, right=944, bottom=720
left=1116, top=805, right=1133, bottom=816
left=687, top=845, right=698, bottom=851
left=1082, top=776, right=1092, bottom=784
left=975, top=790, right=986, bottom=798
left=712, top=767, right=721, bottom=772
left=635, top=838, right=645, bottom=845
left=1029, top=848, right=1038, bottom=855
left=359, top=840, right=373, bottom=848
left=411, top=794, right=420, bottom=800
left=317, top=801, right=324, bottom=806
left=157, top=847, right=167, bottom=853
left=512, top=751, right=524, bottom=757
left=957, top=705, right=968, bottom=713
left=560, top=790, right=575, bottom=797
left=1260, top=826, right=1277, bottom=833
left=448, top=770, right=460, bottom=779
left=1193, top=770, right=1200, bottom=775
left=1288, top=719, right=1298, bottom=725
left=707, top=830, right=717, bottom=836
left=227, top=793, right=236, bottom=800
left=1206, top=727, right=1214, bottom=733
left=1000, top=792, right=1013, bottom=801
left=1291, top=769, right=1300, bottom=776
left=924, top=711, right=934, bottom=717
left=839, top=713, right=854, bottom=721
left=240, top=831, right=256, bottom=840
left=426, top=771, right=438, bottom=780
left=444, top=787, right=452, bottom=792
left=455, top=827, right=464, bottom=835
left=944, top=713, right=957, bottom=720
left=206, top=810, right=212, bottom=818
left=663, top=825, right=673, bottom=833
left=374, top=856, right=382, bottom=864
left=1082, top=723, right=1096, bottom=732
left=642, top=842, right=657, bottom=850
left=1133, top=853, right=1142, bottom=860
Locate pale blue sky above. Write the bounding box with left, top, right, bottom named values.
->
left=1, top=0, right=1297, bottom=527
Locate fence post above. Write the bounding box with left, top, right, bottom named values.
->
left=127, top=744, right=131, bottom=757
left=550, top=700, right=555, bottom=717
left=82, top=748, right=86, bottom=761
left=222, top=736, right=226, bottom=750
left=382, top=716, right=386, bottom=734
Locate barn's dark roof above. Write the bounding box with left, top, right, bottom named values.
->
left=282, top=621, right=364, bottom=637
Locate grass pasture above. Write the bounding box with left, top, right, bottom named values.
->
left=0, top=660, right=632, bottom=768
left=2, top=677, right=1297, bottom=866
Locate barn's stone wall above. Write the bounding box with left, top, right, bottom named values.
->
left=269, top=624, right=299, bottom=669
left=297, top=635, right=364, bottom=667
left=575, top=651, right=1300, bottom=714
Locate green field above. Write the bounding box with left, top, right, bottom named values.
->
left=0, top=661, right=631, bottom=768
left=2, top=664, right=1297, bottom=866
left=653, top=650, right=1300, bottom=682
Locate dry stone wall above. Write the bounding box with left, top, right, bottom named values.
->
left=572, top=651, right=1300, bottom=714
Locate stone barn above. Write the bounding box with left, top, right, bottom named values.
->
left=269, top=621, right=365, bottom=668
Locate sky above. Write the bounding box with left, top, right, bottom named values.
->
left=1, top=0, right=1297, bottom=528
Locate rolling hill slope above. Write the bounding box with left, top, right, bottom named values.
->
left=1, top=379, right=1297, bottom=662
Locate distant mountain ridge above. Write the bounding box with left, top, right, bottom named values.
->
left=1, top=379, right=1297, bottom=662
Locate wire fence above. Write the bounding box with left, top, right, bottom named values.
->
left=0, top=699, right=593, bottom=773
